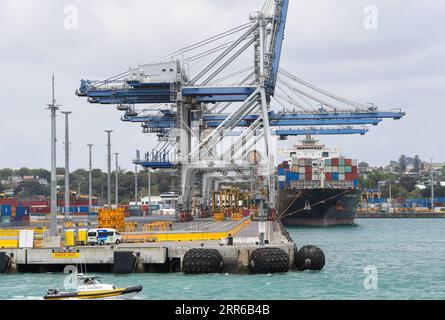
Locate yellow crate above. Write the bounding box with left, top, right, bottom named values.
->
left=77, top=229, right=87, bottom=245
left=0, top=240, right=19, bottom=248
left=65, top=230, right=75, bottom=247
left=0, top=230, right=20, bottom=237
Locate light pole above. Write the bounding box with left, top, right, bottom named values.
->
left=62, top=111, right=72, bottom=220
left=48, top=73, right=60, bottom=237
left=148, top=168, right=151, bottom=207
left=431, top=159, right=435, bottom=212
left=87, top=144, right=94, bottom=214
left=115, top=153, right=119, bottom=205
left=105, top=130, right=113, bottom=208
left=135, top=164, right=138, bottom=205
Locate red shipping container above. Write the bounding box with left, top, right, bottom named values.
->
left=345, top=159, right=352, bottom=166
left=331, top=158, right=339, bottom=166
left=352, top=166, right=358, bottom=173
left=305, top=167, right=312, bottom=174
left=345, top=173, right=352, bottom=181
left=0, top=199, right=20, bottom=206
left=325, top=173, right=332, bottom=181
left=278, top=164, right=284, bottom=169
left=352, top=173, right=359, bottom=180
left=305, top=175, right=312, bottom=181
left=283, top=161, right=289, bottom=166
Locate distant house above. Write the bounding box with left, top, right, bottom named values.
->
left=37, top=178, right=49, bottom=185
left=8, top=176, right=23, bottom=184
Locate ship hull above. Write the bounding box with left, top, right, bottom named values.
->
left=278, top=188, right=362, bottom=227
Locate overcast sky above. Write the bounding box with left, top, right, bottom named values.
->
left=0, top=0, right=444, bottom=171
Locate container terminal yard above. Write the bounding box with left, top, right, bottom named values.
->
left=0, top=0, right=410, bottom=276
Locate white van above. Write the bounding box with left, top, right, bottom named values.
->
left=87, top=228, right=122, bottom=245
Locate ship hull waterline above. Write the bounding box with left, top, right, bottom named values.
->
left=278, top=188, right=362, bottom=227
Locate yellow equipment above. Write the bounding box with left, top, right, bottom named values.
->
left=211, top=187, right=252, bottom=221
left=65, top=229, right=75, bottom=247
left=98, top=208, right=125, bottom=231
left=124, top=222, right=138, bottom=232
left=142, top=221, right=173, bottom=232
left=77, top=229, right=87, bottom=246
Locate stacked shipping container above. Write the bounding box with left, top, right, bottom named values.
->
left=278, top=157, right=360, bottom=190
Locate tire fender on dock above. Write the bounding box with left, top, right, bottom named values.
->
left=295, top=245, right=325, bottom=271
left=182, top=249, right=224, bottom=274
left=249, top=248, right=289, bottom=274
left=113, top=251, right=136, bottom=274
left=0, top=252, right=10, bottom=274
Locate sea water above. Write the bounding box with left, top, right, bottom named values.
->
left=1, top=219, right=444, bottom=300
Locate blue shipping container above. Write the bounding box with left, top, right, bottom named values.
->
left=332, top=173, right=339, bottom=181
left=1, top=205, right=12, bottom=217
left=279, top=182, right=285, bottom=190
left=16, top=206, right=30, bottom=216
left=79, top=206, right=89, bottom=213
left=286, top=172, right=299, bottom=181
left=278, top=168, right=285, bottom=175
left=353, top=179, right=359, bottom=188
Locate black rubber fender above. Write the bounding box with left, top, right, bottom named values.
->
left=183, top=249, right=223, bottom=274
left=0, top=252, right=10, bottom=274
left=249, top=248, right=289, bottom=274
left=113, top=251, right=136, bottom=274
left=295, top=245, right=325, bottom=271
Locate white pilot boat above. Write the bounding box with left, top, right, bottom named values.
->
left=44, top=274, right=143, bottom=300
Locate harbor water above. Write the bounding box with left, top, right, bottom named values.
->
left=1, top=219, right=444, bottom=300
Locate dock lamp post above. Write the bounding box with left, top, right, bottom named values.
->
left=105, top=130, right=113, bottom=209
left=61, top=111, right=72, bottom=222
left=87, top=144, right=94, bottom=220
left=48, top=73, right=61, bottom=238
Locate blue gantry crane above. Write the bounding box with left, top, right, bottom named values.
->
left=77, top=0, right=405, bottom=219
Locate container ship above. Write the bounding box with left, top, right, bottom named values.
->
left=277, top=136, right=362, bottom=226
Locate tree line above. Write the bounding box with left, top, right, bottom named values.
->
left=0, top=167, right=175, bottom=204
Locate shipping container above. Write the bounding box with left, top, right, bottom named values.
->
left=352, top=159, right=358, bottom=166
left=325, top=159, right=332, bottom=166
left=286, top=172, right=299, bottom=181
left=16, top=206, right=30, bottom=217
left=299, top=174, right=305, bottom=181
left=278, top=175, right=286, bottom=182
left=339, top=167, right=345, bottom=174
left=279, top=182, right=285, bottom=190
left=352, top=166, right=358, bottom=173
left=331, top=158, right=339, bottom=166
left=278, top=168, right=285, bottom=175
left=345, top=159, right=352, bottom=166
left=0, top=199, right=20, bottom=207
left=1, top=205, right=12, bottom=217
left=331, top=166, right=338, bottom=173
left=345, top=173, right=352, bottom=181
left=325, top=173, right=332, bottom=181
left=339, top=159, right=345, bottom=166
left=332, top=173, right=339, bottom=181
left=339, top=174, right=345, bottom=181
left=345, top=166, right=352, bottom=173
